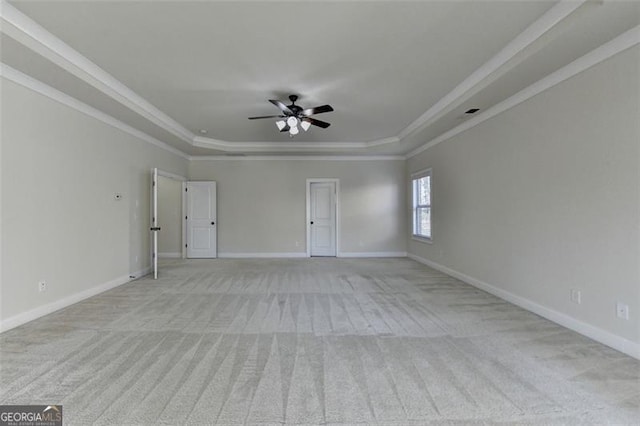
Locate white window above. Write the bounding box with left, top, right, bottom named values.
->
left=412, top=169, right=432, bottom=240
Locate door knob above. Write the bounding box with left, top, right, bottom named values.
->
left=310, top=221, right=314, bottom=225
left=211, top=221, right=215, bottom=225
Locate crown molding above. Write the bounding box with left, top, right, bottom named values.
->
left=193, top=136, right=368, bottom=151
left=0, top=0, right=592, bottom=156
left=367, top=136, right=401, bottom=147
left=4, top=20, right=636, bottom=163
left=0, top=0, right=196, bottom=144
left=1, top=0, right=398, bottom=153
left=0, top=64, right=399, bottom=161
left=0, top=63, right=190, bottom=160
left=189, top=155, right=405, bottom=161
left=0, top=64, right=401, bottom=161
left=398, top=0, right=589, bottom=141
left=407, top=25, right=640, bottom=159
left=192, top=135, right=400, bottom=152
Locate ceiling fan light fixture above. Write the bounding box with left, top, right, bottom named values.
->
left=249, top=95, right=333, bottom=136
left=286, top=116, right=298, bottom=128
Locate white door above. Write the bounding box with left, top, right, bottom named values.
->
left=151, top=168, right=159, bottom=279
left=186, top=181, right=217, bottom=258
left=310, top=182, right=336, bottom=256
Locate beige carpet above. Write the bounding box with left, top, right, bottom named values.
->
left=1, top=258, right=638, bottom=425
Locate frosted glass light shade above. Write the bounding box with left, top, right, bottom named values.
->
left=300, top=120, right=311, bottom=131
left=286, top=116, right=298, bottom=128
left=289, top=126, right=299, bottom=135
left=276, top=120, right=286, bottom=130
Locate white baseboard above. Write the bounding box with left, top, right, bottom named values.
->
left=218, top=252, right=307, bottom=259
left=407, top=253, right=640, bottom=360
left=131, top=266, right=152, bottom=279
left=339, top=251, right=408, bottom=258
left=158, top=252, right=181, bottom=258
left=218, top=252, right=408, bottom=259
left=0, top=266, right=151, bottom=333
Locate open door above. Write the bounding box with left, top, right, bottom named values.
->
left=150, top=168, right=160, bottom=279
left=149, top=169, right=187, bottom=279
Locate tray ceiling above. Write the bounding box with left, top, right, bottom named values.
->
left=2, top=1, right=638, bottom=157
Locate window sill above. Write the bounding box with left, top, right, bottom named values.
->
left=412, top=235, right=433, bottom=244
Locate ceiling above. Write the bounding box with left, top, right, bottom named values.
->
left=1, top=1, right=639, bottom=157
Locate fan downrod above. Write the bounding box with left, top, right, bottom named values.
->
left=289, top=95, right=298, bottom=104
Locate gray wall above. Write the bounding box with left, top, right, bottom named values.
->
left=407, top=46, right=640, bottom=345
left=189, top=159, right=407, bottom=256
left=1, top=78, right=188, bottom=324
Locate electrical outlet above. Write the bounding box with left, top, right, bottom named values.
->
left=38, top=281, right=47, bottom=292
left=570, top=289, right=581, bottom=305
left=616, top=302, right=629, bottom=320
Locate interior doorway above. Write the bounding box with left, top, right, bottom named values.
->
left=150, top=171, right=217, bottom=278
left=150, top=168, right=186, bottom=279
left=306, top=178, right=339, bottom=257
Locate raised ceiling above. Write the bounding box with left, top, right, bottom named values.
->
left=1, top=1, right=639, bottom=157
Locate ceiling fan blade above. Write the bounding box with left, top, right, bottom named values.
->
left=304, top=117, right=331, bottom=128
left=248, top=115, right=284, bottom=120
left=302, top=104, right=334, bottom=116
left=269, top=99, right=293, bottom=114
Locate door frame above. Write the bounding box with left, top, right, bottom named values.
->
left=183, top=180, right=217, bottom=259
left=306, top=178, right=340, bottom=257
left=150, top=169, right=187, bottom=275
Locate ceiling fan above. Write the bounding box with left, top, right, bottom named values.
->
left=248, top=95, right=333, bottom=136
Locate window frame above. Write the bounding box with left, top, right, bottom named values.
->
left=411, top=168, right=432, bottom=243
